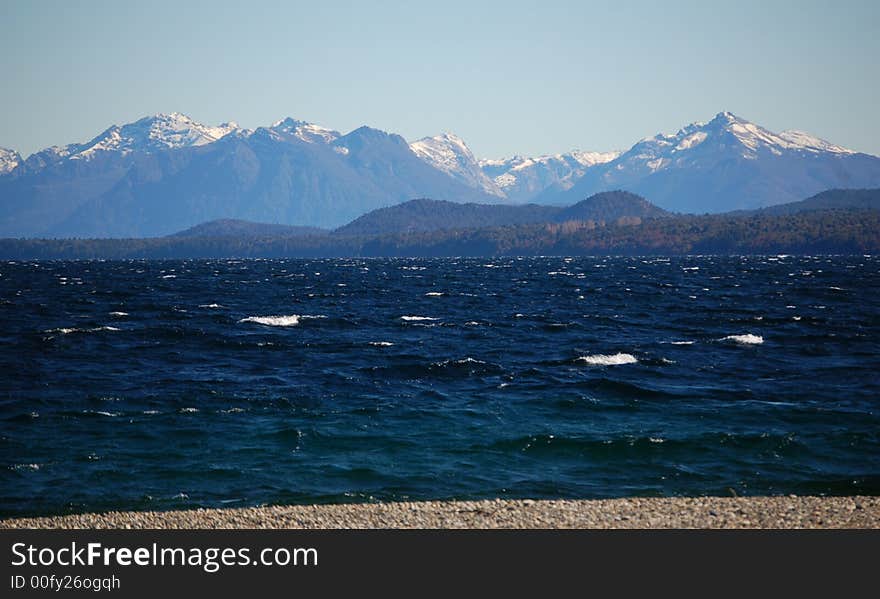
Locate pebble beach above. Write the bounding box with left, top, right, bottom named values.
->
left=2, top=496, right=877, bottom=529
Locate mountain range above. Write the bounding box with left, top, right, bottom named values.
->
left=3, top=189, right=877, bottom=259
left=171, top=188, right=875, bottom=240
left=2, top=111, right=879, bottom=237
left=336, top=191, right=667, bottom=237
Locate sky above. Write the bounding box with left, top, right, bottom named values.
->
left=1, top=0, right=878, bottom=159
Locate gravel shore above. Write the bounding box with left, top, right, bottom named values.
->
left=2, top=496, right=878, bottom=529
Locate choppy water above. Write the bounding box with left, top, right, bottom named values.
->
left=1, top=256, right=879, bottom=517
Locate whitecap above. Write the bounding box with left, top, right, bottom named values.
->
left=45, top=326, right=120, bottom=335
left=199, top=303, right=224, bottom=309
left=436, top=357, right=487, bottom=367
left=179, top=407, right=199, bottom=413
left=452, top=357, right=485, bottom=365
left=577, top=353, right=638, bottom=366
left=721, top=334, right=764, bottom=345
left=143, top=410, right=159, bottom=415
left=670, top=341, right=695, bottom=345
left=400, top=316, right=438, bottom=322
left=109, top=311, right=129, bottom=317
left=239, top=315, right=300, bottom=326
left=369, top=341, right=394, bottom=347
left=11, top=463, right=41, bottom=471
left=161, top=274, right=177, bottom=279
left=424, top=292, right=444, bottom=296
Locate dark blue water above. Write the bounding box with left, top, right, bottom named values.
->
left=1, top=256, right=879, bottom=517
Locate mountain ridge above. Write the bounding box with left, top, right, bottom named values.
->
left=3, top=111, right=880, bottom=238
left=540, top=111, right=880, bottom=212
left=0, top=114, right=498, bottom=237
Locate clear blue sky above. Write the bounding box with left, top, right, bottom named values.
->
left=1, top=0, right=878, bottom=159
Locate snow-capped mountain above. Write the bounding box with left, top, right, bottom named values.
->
left=270, top=117, right=340, bottom=144
left=0, top=148, right=21, bottom=175
left=9, top=113, right=242, bottom=176
left=409, top=133, right=505, bottom=197
left=2, top=109, right=879, bottom=237
left=479, top=150, right=619, bottom=203
left=73, top=112, right=240, bottom=161
left=544, top=111, right=880, bottom=212
left=0, top=113, right=496, bottom=237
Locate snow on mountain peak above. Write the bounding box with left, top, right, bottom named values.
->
left=629, top=111, right=856, bottom=165
left=0, top=147, right=22, bottom=175
left=410, top=133, right=505, bottom=197
left=270, top=118, right=340, bottom=144
left=569, top=150, right=621, bottom=167
left=70, top=113, right=240, bottom=160
left=476, top=149, right=619, bottom=203
left=777, top=130, right=854, bottom=154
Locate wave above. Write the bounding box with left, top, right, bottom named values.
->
left=240, top=315, right=300, bottom=326
left=239, top=314, right=326, bottom=327
left=400, top=316, right=439, bottom=322
left=435, top=357, right=487, bottom=367
left=577, top=353, right=638, bottom=366
left=364, top=356, right=502, bottom=379
left=11, top=463, right=41, bottom=471
left=721, top=334, right=764, bottom=345
left=45, top=326, right=121, bottom=335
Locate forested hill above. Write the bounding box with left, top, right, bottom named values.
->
left=554, top=190, right=669, bottom=222
left=170, top=219, right=327, bottom=238
left=3, top=208, right=877, bottom=259
left=334, top=198, right=560, bottom=236
left=335, top=191, right=669, bottom=236
left=753, top=188, right=880, bottom=216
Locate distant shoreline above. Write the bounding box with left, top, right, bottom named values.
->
left=3, top=496, right=877, bottom=529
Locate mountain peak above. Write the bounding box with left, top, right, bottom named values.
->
left=271, top=117, right=308, bottom=129
left=69, top=113, right=239, bottom=161
left=0, top=147, right=22, bottom=175
left=270, top=117, right=339, bottom=144
left=712, top=110, right=741, bottom=123
left=410, top=132, right=505, bottom=197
